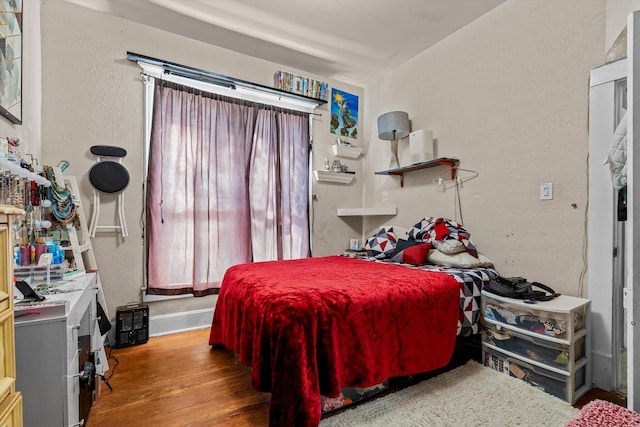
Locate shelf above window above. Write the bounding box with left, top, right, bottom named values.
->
left=337, top=207, right=397, bottom=217
left=375, top=157, right=459, bottom=187
left=313, top=170, right=355, bottom=184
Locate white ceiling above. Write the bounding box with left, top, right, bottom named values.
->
left=67, top=0, right=505, bottom=86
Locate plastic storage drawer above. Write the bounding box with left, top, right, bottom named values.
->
left=483, top=345, right=586, bottom=403
left=482, top=293, right=587, bottom=341
left=483, top=324, right=585, bottom=373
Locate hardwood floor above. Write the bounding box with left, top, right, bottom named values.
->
left=86, top=328, right=627, bottom=427
left=87, top=328, right=270, bottom=427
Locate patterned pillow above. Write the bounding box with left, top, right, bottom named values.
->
left=407, top=217, right=434, bottom=241
left=390, top=240, right=432, bottom=265
left=386, top=225, right=409, bottom=240
left=365, top=227, right=398, bottom=259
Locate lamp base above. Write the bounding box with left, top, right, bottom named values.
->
left=389, top=139, right=399, bottom=169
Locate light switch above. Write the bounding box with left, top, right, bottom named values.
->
left=540, top=183, right=553, bottom=200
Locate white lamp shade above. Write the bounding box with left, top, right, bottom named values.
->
left=377, top=111, right=410, bottom=140
left=409, top=129, right=434, bottom=163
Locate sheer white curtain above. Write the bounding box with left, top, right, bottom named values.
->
left=248, top=110, right=310, bottom=261
left=146, top=81, right=310, bottom=296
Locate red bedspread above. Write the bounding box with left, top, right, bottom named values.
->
left=209, top=256, right=460, bottom=426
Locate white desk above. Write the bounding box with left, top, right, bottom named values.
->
left=14, top=273, right=106, bottom=427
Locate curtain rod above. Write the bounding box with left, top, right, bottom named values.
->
left=126, top=52, right=326, bottom=109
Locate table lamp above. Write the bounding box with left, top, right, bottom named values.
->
left=377, top=111, right=410, bottom=169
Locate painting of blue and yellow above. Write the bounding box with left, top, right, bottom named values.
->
left=330, top=89, right=358, bottom=139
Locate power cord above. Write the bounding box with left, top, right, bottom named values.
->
left=99, top=347, right=120, bottom=392
left=454, top=178, right=464, bottom=225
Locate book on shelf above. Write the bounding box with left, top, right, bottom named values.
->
left=273, top=70, right=329, bottom=101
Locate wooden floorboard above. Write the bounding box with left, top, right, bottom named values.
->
left=87, top=328, right=270, bottom=427
left=86, top=328, right=628, bottom=426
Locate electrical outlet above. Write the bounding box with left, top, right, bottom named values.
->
left=540, top=183, right=553, bottom=200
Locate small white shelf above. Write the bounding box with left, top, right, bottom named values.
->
left=332, top=144, right=363, bottom=159
left=313, top=170, right=354, bottom=184
left=337, top=207, right=397, bottom=216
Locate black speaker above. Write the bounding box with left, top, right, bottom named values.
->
left=115, top=303, right=149, bottom=348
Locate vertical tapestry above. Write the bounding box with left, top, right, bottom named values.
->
left=0, top=0, right=22, bottom=124
left=330, top=88, right=358, bottom=139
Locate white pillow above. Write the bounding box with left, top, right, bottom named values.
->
left=433, top=239, right=466, bottom=255
left=427, top=249, right=493, bottom=268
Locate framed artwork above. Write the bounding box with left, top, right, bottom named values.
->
left=330, top=88, right=358, bottom=139
left=0, top=0, right=22, bottom=124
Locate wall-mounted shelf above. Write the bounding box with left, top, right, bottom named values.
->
left=313, top=170, right=355, bottom=184
left=375, top=157, right=459, bottom=187
left=337, top=207, right=397, bottom=217
left=332, top=144, right=363, bottom=159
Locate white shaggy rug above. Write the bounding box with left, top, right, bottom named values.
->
left=320, top=360, right=579, bottom=427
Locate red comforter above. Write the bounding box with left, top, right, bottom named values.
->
left=209, top=256, right=460, bottom=426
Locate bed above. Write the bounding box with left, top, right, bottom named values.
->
left=209, top=254, right=498, bottom=426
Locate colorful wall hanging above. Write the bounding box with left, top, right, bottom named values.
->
left=330, top=89, right=358, bottom=139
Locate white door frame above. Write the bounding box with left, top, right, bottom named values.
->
left=626, top=10, right=640, bottom=411
left=589, top=58, right=626, bottom=393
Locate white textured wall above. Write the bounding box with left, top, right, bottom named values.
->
left=0, top=0, right=41, bottom=158
left=606, top=0, right=640, bottom=51
left=362, top=1, right=606, bottom=297
left=39, top=0, right=362, bottom=319
left=26, top=0, right=633, bottom=315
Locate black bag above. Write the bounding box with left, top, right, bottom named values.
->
left=484, top=276, right=560, bottom=302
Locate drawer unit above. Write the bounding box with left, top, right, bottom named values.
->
left=0, top=211, right=23, bottom=427
left=481, top=290, right=591, bottom=404
left=483, top=345, right=587, bottom=403
left=0, top=392, right=23, bottom=427
left=483, top=324, right=586, bottom=373
left=482, top=292, right=587, bottom=342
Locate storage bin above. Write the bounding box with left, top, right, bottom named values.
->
left=482, top=292, right=587, bottom=342
left=483, top=344, right=586, bottom=403
left=483, top=324, right=585, bottom=373
left=481, top=290, right=591, bottom=404
left=321, top=381, right=389, bottom=413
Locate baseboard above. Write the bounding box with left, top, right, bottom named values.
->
left=591, top=350, right=614, bottom=391
left=148, top=307, right=215, bottom=337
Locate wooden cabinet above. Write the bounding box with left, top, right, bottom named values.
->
left=15, top=273, right=101, bottom=427
left=0, top=209, right=24, bottom=427
left=481, top=290, right=591, bottom=403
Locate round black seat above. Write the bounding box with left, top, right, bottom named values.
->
left=89, top=161, right=129, bottom=194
